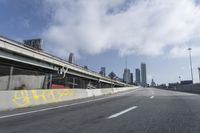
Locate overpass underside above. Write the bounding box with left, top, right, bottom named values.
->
left=0, top=35, right=129, bottom=90
left=0, top=58, right=118, bottom=90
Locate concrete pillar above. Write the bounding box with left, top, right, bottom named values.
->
left=72, top=77, right=75, bottom=88
left=85, top=80, right=88, bottom=89
left=43, top=74, right=49, bottom=89
left=7, top=66, right=14, bottom=90
left=80, top=79, right=86, bottom=89
left=49, top=74, right=52, bottom=89
left=98, top=81, right=101, bottom=88
left=64, top=76, right=68, bottom=87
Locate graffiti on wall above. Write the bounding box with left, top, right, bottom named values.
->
left=12, top=89, right=74, bottom=107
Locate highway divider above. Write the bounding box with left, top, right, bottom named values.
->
left=0, top=87, right=139, bottom=111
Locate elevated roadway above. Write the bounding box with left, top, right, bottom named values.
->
left=0, top=35, right=129, bottom=88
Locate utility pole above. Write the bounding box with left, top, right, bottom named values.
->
left=188, top=48, right=194, bottom=83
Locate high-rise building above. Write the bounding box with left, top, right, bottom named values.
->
left=135, top=68, right=140, bottom=85
left=123, top=68, right=131, bottom=84
left=108, top=71, right=117, bottom=79
left=23, top=38, right=43, bottom=51
left=151, top=79, right=156, bottom=87
left=84, top=66, right=88, bottom=69
left=141, top=63, right=147, bottom=87
left=99, top=67, right=106, bottom=76
left=68, top=53, right=75, bottom=63
left=130, top=73, right=133, bottom=84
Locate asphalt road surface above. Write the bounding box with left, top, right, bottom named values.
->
left=1, top=87, right=200, bottom=133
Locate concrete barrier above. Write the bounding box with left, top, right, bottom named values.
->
left=0, top=87, right=139, bottom=111
left=162, top=84, right=200, bottom=94
left=0, top=75, right=45, bottom=90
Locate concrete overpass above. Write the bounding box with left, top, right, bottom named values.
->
left=0, top=35, right=130, bottom=89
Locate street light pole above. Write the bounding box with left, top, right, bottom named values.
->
left=188, top=48, right=194, bottom=83
left=179, top=76, right=181, bottom=83
left=198, top=68, right=200, bottom=82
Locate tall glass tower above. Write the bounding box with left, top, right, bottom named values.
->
left=141, top=63, right=147, bottom=87
left=135, top=68, right=141, bottom=85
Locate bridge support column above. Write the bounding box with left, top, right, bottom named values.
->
left=80, top=79, right=86, bottom=89
left=98, top=82, right=101, bottom=88
left=72, top=77, right=75, bottom=88
left=7, top=66, right=13, bottom=90
left=49, top=74, right=52, bottom=89
left=43, top=74, right=49, bottom=89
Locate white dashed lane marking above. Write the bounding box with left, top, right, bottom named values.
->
left=150, top=96, right=154, bottom=99
left=107, top=106, right=138, bottom=119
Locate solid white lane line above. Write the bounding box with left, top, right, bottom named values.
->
left=0, top=89, right=139, bottom=119
left=150, top=96, right=154, bottom=99
left=107, top=106, right=138, bottom=119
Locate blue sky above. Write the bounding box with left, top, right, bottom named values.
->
left=1, top=0, right=200, bottom=84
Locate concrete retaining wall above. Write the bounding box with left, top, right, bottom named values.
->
left=0, top=76, right=9, bottom=91
left=0, top=75, right=45, bottom=90
left=0, top=87, right=139, bottom=111
left=173, top=84, right=200, bottom=94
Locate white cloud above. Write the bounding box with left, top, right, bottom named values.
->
left=169, top=45, right=200, bottom=58
left=41, top=0, right=200, bottom=57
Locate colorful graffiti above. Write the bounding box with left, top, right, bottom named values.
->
left=12, top=89, right=75, bottom=107
left=12, top=90, right=30, bottom=107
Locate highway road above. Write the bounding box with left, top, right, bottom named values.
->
left=1, top=87, right=200, bottom=133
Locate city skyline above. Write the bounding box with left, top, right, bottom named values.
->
left=1, top=0, right=200, bottom=84
left=1, top=1, right=200, bottom=132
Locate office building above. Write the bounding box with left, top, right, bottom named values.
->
left=68, top=53, right=75, bottom=63
left=135, top=68, right=140, bottom=85
left=151, top=79, right=156, bottom=87
left=130, top=73, right=133, bottom=84
left=141, top=63, right=147, bottom=87
left=84, top=66, right=88, bottom=69
left=123, top=68, right=131, bottom=84
left=99, top=67, right=106, bottom=76
left=108, top=71, right=117, bottom=79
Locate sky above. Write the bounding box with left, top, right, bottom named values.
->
left=1, top=0, right=200, bottom=84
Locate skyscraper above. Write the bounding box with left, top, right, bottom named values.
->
left=135, top=68, right=140, bottom=85
left=141, top=63, right=147, bottom=87
left=130, top=73, right=133, bottom=84
left=68, top=53, right=75, bottom=63
left=108, top=71, right=116, bottom=79
left=84, top=66, right=88, bottom=69
left=123, top=68, right=131, bottom=84
left=99, top=67, right=106, bottom=76
left=151, top=79, right=156, bottom=87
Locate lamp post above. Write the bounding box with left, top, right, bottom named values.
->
left=198, top=68, right=200, bottom=82
left=188, top=48, right=194, bottom=83
left=179, top=76, right=181, bottom=83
